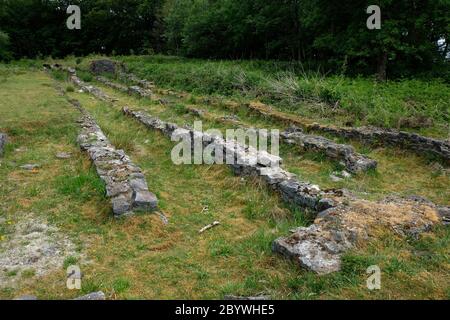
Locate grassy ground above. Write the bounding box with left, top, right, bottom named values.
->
left=0, top=61, right=449, bottom=299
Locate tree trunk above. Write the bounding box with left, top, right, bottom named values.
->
left=376, top=52, right=388, bottom=81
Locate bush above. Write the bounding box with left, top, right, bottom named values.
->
left=0, top=31, right=12, bottom=62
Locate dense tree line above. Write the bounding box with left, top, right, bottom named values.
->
left=0, top=0, right=448, bottom=78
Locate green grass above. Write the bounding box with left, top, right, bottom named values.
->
left=0, top=60, right=448, bottom=300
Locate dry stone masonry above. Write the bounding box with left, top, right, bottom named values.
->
left=282, top=126, right=378, bottom=173
left=67, top=100, right=158, bottom=216
left=46, top=64, right=114, bottom=102
left=122, top=107, right=342, bottom=214
left=118, top=70, right=155, bottom=90
left=95, top=76, right=129, bottom=94
left=246, top=101, right=450, bottom=161
left=69, top=72, right=113, bottom=102
left=95, top=74, right=153, bottom=98
left=122, top=107, right=448, bottom=274
left=46, top=63, right=447, bottom=275
left=0, top=133, right=7, bottom=156
left=308, top=123, right=450, bottom=161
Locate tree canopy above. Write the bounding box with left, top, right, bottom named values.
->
left=0, top=0, right=448, bottom=78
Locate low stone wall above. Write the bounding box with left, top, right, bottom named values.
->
left=95, top=76, right=129, bottom=94
left=95, top=75, right=153, bottom=99
left=46, top=64, right=114, bottom=103
left=282, top=126, right=378, bottom=173
left=122, top=107, right=447, bottom=274
left=0, top=133, right=6, bottom=156
left=69, top=73, right=113, bottom=102
left=245, top=101, right=450, bottom=161
left=118, top=71, right=155, bottom=90
left=123, top=107, right=343, bottom=214
left=70, top=102, right=158, bottom=216
left=308, top=123, right=450, bottom=161
left=46, top=64, right=446, bottom=274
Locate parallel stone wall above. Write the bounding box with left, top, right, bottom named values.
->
left=67, top=100, right=158, bottom=216
left=95, top=76, right=129, bottom=94
left=282, top=127, right=378, bottom=173
left=122, top=107, right=447, bottom=274
left=117, top=70, right=155, bottom=90
left=245, top=101, right=450, bottom=161
left=123, top=107, right=342, bottom=214
left=69, top=73, right=113, bottom=102
left=46, top=63, right=447, bottom=274
left=308, top=123, right=450, bottom=161
left=95, top=75, right=153, bottom=99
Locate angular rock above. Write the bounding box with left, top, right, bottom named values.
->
left=14, top=295, right=38, bottom=300
left=20, top=164, right=40, bottom=171
left=56, top=152, right=72, bottom=159
left=0, top=133, right=6, bottom=156
left=273, top=223, right=351, bottom=274
left=273, top=197, right=444, bottom=274
left=132, top=190, right=158, bottom=212
left=282, top=126, right=377, bottom=173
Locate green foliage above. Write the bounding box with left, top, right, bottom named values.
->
left=77, top=70, right=93, bottom=82
left=162, top=0, right=449, bottom=78
left=63, top=256, right=79, bottom=269
left=0, top=31, right=12, bottom=61
left=112, top=278, right=131, bottom=293
left=1, top=1, right=448, bottom=78
left=55, top=170, right=106, bottom=201
left=0, top=0, right=164, bottom=58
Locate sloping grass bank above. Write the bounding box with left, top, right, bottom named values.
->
left=116, top=55, right=449, bottom=136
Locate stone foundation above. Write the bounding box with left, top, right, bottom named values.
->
left=95, top=74, right=153, bottom=99
left=246, top=101, right=450, bottom=161
left=123, top=107, right=343, bottom=214
left=273, top=196, right=445, bottom=274
left=69, top=73, right=113, bottom=102
left=309, top=123, right=450, bottom=161
left=282, top=126, right=378, bottom=173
